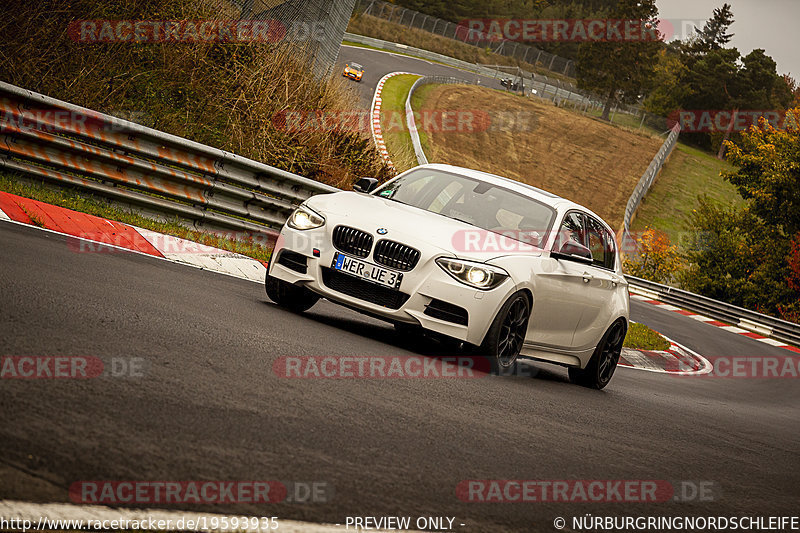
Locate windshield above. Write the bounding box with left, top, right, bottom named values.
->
left=350, top=63, right=362, bottom=70
left=374, top=169, right=556, bottom=248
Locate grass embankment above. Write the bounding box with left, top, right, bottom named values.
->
left=405, top=83, right=662, bottom=228
left=0, top=0, right=390, bottom=188
left=0, top=172, right=273, bottom=262
left=623, top=322, right=671, bottom=351
left=347, top=13, right=575, bottom=83
left=631, top=143, right=743, bottom=240
left=379, top=74, right=422, bottom=173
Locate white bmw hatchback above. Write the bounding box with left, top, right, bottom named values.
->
left=266, top=164, right=630, bottom=389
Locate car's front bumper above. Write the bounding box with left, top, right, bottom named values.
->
left=268, top=224, right=513, bottom=346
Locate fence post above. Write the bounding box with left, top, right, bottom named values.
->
left=523, top=47, right=532, bottom=64
left=363, top=0, right=375, bottom=16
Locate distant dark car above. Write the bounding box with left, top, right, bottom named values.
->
left=501, top=78, right=520, bottom=91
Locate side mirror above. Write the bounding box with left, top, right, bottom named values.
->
left=353, top=177, right=379, bottom=193
left=552, top=240, right=593, bottom=264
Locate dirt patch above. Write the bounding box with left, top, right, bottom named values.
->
left=419, top=85, right=662, bottom=228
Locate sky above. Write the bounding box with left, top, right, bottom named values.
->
left=655, top=0, right=800, bottom=77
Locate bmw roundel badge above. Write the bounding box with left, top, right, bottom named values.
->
left=377, top=228, right=388, bottom=235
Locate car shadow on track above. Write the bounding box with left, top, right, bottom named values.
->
left=261, top=299, right=571, bottom=385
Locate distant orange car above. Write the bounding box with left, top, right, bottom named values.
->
left=342, top=62, right=364, bottom=82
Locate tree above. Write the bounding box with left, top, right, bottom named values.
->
left=679, top=198, right=794, bottom=316
left=789, top=233, right=800, bottom=292
left=622, top=228, right=682, bottom=283
left=723, top=109, right=800, bottom=236
left=575, top=0, right=662, bottom=120
left=643, top=49, right=690, bottom=117
left=783, top=74, right=800, bottom=107
left=694, top=3, right=734, bottom=51
left=680, top=110, right=800, bottom=321
left=738, top=49, right=793, bottom=110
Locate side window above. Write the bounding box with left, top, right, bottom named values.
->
left=586, top=216, right=616, bottom=270
left=554, top=212, right=586, bottom=252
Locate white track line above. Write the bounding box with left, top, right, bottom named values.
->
left=0, top=218, right=264, bottom=285
left=618, top=322, right=713, bottom=375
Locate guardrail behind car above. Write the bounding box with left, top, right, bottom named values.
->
left=626, top=275, right=800, bottom=347
left=0, top=81, right=337, bottom=236
left=620, top=122, right=681, bottom=250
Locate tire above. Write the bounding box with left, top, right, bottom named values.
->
left=479, top=292, right=531, bottom=373
left=265, top=273, right=319, bottom=313
left=568, top=319, right=627, bottom=390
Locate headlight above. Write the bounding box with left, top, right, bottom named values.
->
left=287, top=205, right=325, bottom=230
left=436, top=258, right=509, bottom=290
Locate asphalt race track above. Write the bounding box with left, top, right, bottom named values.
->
left=1, top=221, right=798, bottom=532
left=336, top=45, right=507, bottom=108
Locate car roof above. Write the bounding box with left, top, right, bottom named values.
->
left=409, top=163, right=607, bottom=224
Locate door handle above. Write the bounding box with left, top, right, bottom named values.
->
left=582, top=272, right=593, bottom=283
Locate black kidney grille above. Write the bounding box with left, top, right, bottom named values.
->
left=373, top=239, right=421, bottom=271
left=332, top=225, right=373, bottom=258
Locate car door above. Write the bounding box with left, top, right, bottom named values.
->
left=527, top=211, right=590, bottom=349
left=571, top=215, right=622, bottom=350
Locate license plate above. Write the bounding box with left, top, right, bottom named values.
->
left=332, top=252, right=402, bottom=290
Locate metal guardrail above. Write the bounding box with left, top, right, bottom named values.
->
left=405, top=77, right=428, bottom=166
left=626, top=275, right=800, bottom=347
left=0, top=81, right=337, bottom=236
left=405, top=75, right=480, bottom=165
left=621, top=122, right=681, bottom=247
